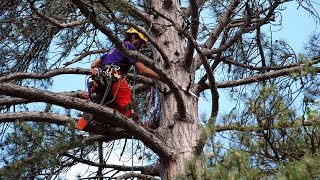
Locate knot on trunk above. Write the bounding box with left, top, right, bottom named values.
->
left=174, top=112, right=194, bottom=123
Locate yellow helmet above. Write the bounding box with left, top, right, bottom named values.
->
left=126, top=27, right=148, bottom=44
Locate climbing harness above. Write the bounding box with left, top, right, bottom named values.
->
left=88, top=64, right=122, bottom=104
left=80, top=64, right=124, bottom=127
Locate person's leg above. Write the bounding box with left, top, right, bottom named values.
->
left=112, top=78, right=133, bottom=117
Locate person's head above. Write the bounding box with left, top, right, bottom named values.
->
left=125, top=27, right=148, bottom=49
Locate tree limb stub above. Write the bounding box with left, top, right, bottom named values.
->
left=0, top=82, right=173, bottom=162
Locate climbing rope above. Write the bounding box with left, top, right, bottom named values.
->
left=130, top=66, right=137, bottom=179
left=141, top=86, right=154, bottom=166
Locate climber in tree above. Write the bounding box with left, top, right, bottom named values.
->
left=77, top=27, right=160, bottom=130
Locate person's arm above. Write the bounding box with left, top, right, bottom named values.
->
left=134, top=62, right=160, bottom=81
left=91, top=59, right=102, bottom=68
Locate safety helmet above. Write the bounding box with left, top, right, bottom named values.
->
left=126, top=27, right=148, bottom=44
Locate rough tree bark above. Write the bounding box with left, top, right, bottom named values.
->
left=150, top=1, right=203, bottom=179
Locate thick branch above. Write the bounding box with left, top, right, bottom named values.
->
left=0, top=83, right=173, bottom=162
left=0, top=112, right=131, bottom=141
left=71, top=0, right=162, bottom=74
left=183, top=31, right=219, bottom=118
left=183, top=32, right=219, bottom=155
left=184, top=0, right=200, bottom=68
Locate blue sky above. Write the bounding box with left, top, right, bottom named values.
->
left=273, top=2, right=319, bottom=52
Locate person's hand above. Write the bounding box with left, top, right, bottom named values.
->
left=91, top=68, right=99, bottom=76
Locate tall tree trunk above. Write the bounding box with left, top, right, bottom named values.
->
left=151, top=1, right=203, bottom=178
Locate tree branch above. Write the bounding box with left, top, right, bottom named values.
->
left=0, top=68, right=90, bottom=82
left=215, top=118, right=320, bottom=133
left=0, top=83, right=173, bottom=162
left=205, top=1, right=281, bottom=56
left=0, top=112, right=74, bottom=125
left=115, top=172, right=158, bottom=180
left=0, top=111, right=130, bottom=141
left=27, top=0, right=86, bottom=29
left=184, top=0, right=200, bottom=69
left=0, top=68, right=156, bottom=90
left=61, top=153, right=160, bottom=176
left=117, top=0, right=154, bottom=30
left=63, top=48, right=109, bottom=67
left=182, top=32, right=219, bottom=155
left=215, top=65, right=320, bottom=89
left=205, top=0, right=240, bottom=49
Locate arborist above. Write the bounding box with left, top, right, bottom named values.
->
left=77, top=27, right=160, bottom=130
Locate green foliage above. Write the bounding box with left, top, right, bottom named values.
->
left=175, top=151, right=260, bottom=180
left=277, top=154, right=320, bottom=179
left=211, top=151, right=260, bottom=180
left=0, top=121, right=87, bottom=178
left=174, top=156, right=212, bottom=180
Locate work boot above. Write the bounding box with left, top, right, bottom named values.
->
left=77, top=117, right=88, bottom=130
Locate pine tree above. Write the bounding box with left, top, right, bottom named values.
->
left=0, top=0, right=320, bottom=179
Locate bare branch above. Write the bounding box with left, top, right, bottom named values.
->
left=196, top=55, right=319, bottom=93
left=182, top=32, right=219, bottom=155
left=205, top=0, right=241, bottom=49
left=115, top=172, right=158, bottom=180
left=61, top=153, right=160, bottom=176
left=215, top=65, right=320, bottom=89
left=0, top=112, right=74, bottom=125
left=216, top=118, right=320, bottom=133
left=117, top=0, right=154, bottom=29
left=206, top=1, right=282, bottom=56
left=0, top=68, right=89, bottom=82
left=183, top=31, right=219, bottom=118
left=27, top=0, right=86, bottom=29
left=63, top=49, right=109, bottom=67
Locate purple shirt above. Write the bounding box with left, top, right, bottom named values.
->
left=100, top=41, right=136, bottom=75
